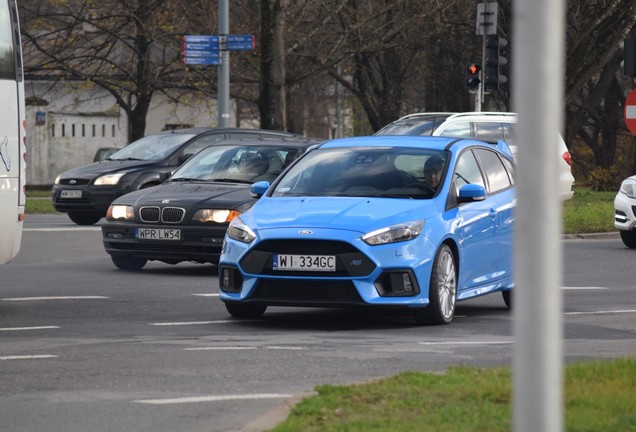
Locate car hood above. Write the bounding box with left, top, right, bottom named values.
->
left=114, top=182, right=255, bottom=209
left=242, top=196, right=441, bottom=234
left=59, top=160, right=153, bottom=179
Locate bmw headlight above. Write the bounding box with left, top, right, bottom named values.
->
left=192, top=209, right=241, bottom=223
left=361, top=220, right=425, bottom=246
left=619, top=178, right=636, bottom=199
left=94, top=173, right=125, bottom=186
left=226, top=218, right=256, bottom=244
left=107, top=204, right=134, bottom=221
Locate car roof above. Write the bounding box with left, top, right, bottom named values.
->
left=318, top=135, right=459, bottom=151
left=152, top=127, right=300, bottom=137
left=210, top=136, right=323, bottom=148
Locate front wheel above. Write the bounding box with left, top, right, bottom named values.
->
left=111, top=255, right=147, bottom=271
left=225, top=302, right=267, bottom=318
left=413, top=244, right=457, bottom=325
left=68, top=211, right=103, bottom=225
left=619, top=230, right=636, bottom=248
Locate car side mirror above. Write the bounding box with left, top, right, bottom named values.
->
left=250, top=181, right=270, bottom=198
left=458, top=184, right=487, bottom=203
left=159, top=171, right=171, bottom=182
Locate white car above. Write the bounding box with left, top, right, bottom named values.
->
left=375, top=112, right=575, bottom=200
left=614, top=176, right=636, bottom=247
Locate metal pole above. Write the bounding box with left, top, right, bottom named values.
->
left=218, top=0, right=230, bottom=127
left=512, top=0, right=564, bottom=431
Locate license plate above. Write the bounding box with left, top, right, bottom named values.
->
left=135, top=228, right=181, bottom=241
left=273, top=254, right=336, bottom=272
left=60, top=189, right=82, bottom=199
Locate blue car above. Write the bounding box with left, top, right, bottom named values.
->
left=218, top=136, right=515, bottom=325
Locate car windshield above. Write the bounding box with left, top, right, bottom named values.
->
left=375, top=115, right=450, bottom=136
left=107, top=133, right=197, bottom=161
left=272, top=147, right=448, bottom=199
left=170, top=144, right=303, bottom=184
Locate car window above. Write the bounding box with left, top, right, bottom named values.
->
left=180, top=133, right=227, bottom=159
left=272, top=147, right=446, bottom=199
left=474, top=122, right=504, bottom=143
left=109, top=133, right=197, bottom=161
left=436, top=121, right=472, bottom=139
left=475, top=148, right=512, bottom=193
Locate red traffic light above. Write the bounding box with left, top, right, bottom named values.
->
left=468, top=63, right=481, bottom=74
left=466, top=63, right=481, bottom=89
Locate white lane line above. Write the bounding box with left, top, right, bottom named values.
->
left=184, top=346, right=307, bottom=351
left=565, top=309, right=636, bottom=315
left=192, top=293, right=219, bottom=297
left=418, top=341, right=512, bottom=346
left=24, top=227, right=101, bottom=232
left=562, top=286, right=609, bottom=290
left=0, top=355, right=58, bottom=361
left=1, top=296, right=109, bottom=301
left=149, top=320, right=259, bottom=326
left=0, top=326, right=60, bottom=331
left=135, top=393, right=293, bottom=405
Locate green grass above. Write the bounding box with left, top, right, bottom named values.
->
left=25, top=190, right=56, bottom=214
left=270, top=358, right=636, bottom=432
left=563, top=187, right=615, bottom=234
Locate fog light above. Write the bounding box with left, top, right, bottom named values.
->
left=108, top=233, right=124, bottom=239
left=219, top=267, right=242, bottom=293
left=374, top=270, right=419, bottom=297
left=402, top=273, right=413, bottom=292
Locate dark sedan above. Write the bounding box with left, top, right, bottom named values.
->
left=101, top=137, right=320, bottom=270
left=52, top=127, right=299, bottom=225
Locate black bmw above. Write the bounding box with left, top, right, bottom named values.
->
left=101, top=137, right=320, bottom=270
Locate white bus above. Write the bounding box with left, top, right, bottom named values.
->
left=0, top=0, right=26, bottom=265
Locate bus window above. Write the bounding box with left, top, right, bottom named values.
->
left=0, top=0, right=26, bottom=265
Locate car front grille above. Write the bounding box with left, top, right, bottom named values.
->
left=139, top=206, right=185, bottom=224
left=250, top=279, right=364, bottom=306
left=59, top=178, right=90, bottom=186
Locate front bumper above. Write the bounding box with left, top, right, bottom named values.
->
left=614, top=192, right=636, bottom=231
left=52, top=185, right=118, bottom=214
left=102, top=221, right=227, bottom=264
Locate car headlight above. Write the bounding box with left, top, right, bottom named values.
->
left=106, top=204, right=134, bottom=221
left=226, top=218, right=256, bottom=244
left=192, top=209, right=241, bottom=223
left=94, top=173, right=125, bottom=186
left=54, top=175, right=61, bottom=185
left=361, top=220, right=425, bottom=246
left=619, top=178, right=636, bottom=199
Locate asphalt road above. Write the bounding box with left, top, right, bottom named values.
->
left=0, top=214, right=634, bottom=432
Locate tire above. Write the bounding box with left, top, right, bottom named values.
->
left=620, top=230, right=636, bottom=248
left=111, top=255, right=147, bottom=271
left=502, top=290, right=512, bottom=310
left=68, top=211, right=103, bottom=225
left=225, top=302, right=267, bottom=318
left=413, top=244, right=457, bottom=325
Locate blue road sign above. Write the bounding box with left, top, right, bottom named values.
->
left=184, top=57, right=221, bottom=65
left=184, top=50, right=221, bottom=58
left=184, top=35, right=221, bottom=43
left=184, top=42, right=220, bottom=51
left=226, top=34, right=255, bottom=51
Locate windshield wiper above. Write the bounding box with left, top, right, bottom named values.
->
left=208, top=178, right=253, bottom=184
left=169, top=177, right=207, bottom=182
left=108, top=157, right=143, bottom=161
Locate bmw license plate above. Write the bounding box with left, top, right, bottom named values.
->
left=273, top=254, right=336, bottom=272
left=60, top=189, right=82, bottom=199
left=135, top=228, right=181, bottom=241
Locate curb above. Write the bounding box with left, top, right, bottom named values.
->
left=562, top=232, right=620, bottom=240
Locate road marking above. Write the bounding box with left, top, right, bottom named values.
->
left=0, top=355, right=58, bottom=361
left=192, top=293, right=219, bottom=297
left=562, top=286, right=609, bottom=290
left=565, top=309, right=636, bottom=315
left=418, top=341, right=512, bottom=346
left=24, top=227, right=101, bottom=232
left=149, top=320, right=260, bottom=326
left=0, top=326, right=60, bottom=331
left=1, top=296, right=109, bottom=301
left=184, top=346, right=307, bottom=351
left=134, top=393, right=293, bottom=405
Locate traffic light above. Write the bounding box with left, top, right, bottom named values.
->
left=484, top=35, right=508, bottom=93
left=466, top=63, right=481, bottom=90
left=624, top=37, right=636, bottom=77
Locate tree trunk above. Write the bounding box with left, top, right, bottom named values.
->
left=259, top=0, right=287, bottom=131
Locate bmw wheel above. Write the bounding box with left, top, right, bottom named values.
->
left=68, top=211, right=103, bottom=225
left=620, top=230, right=636, bottom=248
left=414, top=244, right=457, bottom=325
left=225, top=302, right=267, bottom=318
left=111, top=255, right=147, bottom=271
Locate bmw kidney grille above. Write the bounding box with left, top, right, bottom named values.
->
left=139, top=206, right=185, bottom=223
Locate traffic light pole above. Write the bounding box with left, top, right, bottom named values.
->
left=218, top=0, right=230, bottom=127
left=479, top=33, right=486, bottom=111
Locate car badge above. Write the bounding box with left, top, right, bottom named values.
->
left=161, top=199, right=170, bottom=204
left=298, top=230, right=313, bottom=235
left=69, top=179, right=76, bottom=185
